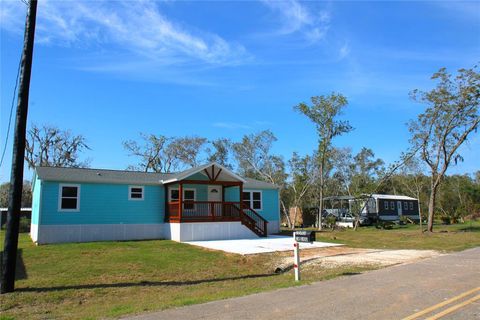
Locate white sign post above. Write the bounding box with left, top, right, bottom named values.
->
left=293, top=232, right=300, bottom=281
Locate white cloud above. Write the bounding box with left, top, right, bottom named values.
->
left=338, top=42, right=350, bottom=60
left=1, top=0, right=249, bottom=66
left=261, top=0, right=331, bottom=42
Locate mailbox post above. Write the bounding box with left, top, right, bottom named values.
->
left=293, top=230, right=315, bottom=282
left=293, top=232, right=300, bottom=281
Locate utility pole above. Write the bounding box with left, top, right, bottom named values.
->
left=1, top=0, right=37, bottom=294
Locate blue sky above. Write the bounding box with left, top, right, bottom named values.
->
left=1, top=0, right=479, bottom=182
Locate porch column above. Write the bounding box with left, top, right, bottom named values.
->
left=179, top=182, right=183, bottom=221
left=239, top=182, right=243, bottom=209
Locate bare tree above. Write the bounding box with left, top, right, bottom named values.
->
left=294, top=93, right=353, bottom=230
left=397, top=156, right=428, bottom=231
left=123, top=134, right=206, bottom=173
left=232, top=130, right=291, bottom=227
left=25, top=124, right=90, bottom=169
left=409, top=66, right=480, bottom=232
left=288, top=152, right=316, bottom=229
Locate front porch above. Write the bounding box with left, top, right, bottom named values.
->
left=162, top=164, right=268, bottom=237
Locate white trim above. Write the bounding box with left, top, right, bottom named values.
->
left=161, top=162, right=247, bottom=184
left=243, top=189, right=263, bottom=211
left=58, top=184, right=81, bottom=212
left=169, top=187, right=196, bottom=210
left=128, top=185, right=144, bottom=201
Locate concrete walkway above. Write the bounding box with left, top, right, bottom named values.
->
left=125, top=247, right=480, bottom=320
left=185, top=235, right=341, bottom=254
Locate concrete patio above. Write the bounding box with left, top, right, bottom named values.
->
left=185, top=235, right=342, bottom=254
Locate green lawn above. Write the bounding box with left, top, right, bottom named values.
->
left=0, top=232, right=370, bottom=320
left=283, top=221, right=480, bottom=252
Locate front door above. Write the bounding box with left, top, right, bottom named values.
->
left=397, top=201, right=403, bottom=217
left=208, top=186, right=222, bottom=217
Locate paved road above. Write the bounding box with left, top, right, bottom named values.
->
left=126, top=248, right=480, bottom=320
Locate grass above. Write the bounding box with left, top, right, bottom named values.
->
left=0, top=232, right=372, bottom=320
left=282, top=221, right=480, bottom=252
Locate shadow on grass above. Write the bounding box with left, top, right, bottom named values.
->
left=457, top=225, right=480, bottom=233
left=340, top=272, right=361, bottom=276
left=16, top=273, right=279, bottom=293
left=0, top=249, right=28, bottom=280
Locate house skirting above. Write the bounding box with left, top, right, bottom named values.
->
left=164, top=222, right=258, bottom=242
left=30, top=223, right=164, bottom=245
left=30, top=220, right=280, bottom=244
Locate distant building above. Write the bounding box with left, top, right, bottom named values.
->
left=362, top=194, right=420, bottom=222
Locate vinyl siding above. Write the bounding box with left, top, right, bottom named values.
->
left=224, top=186, right=280, bottom=222
left=40, top=181, right=164, bottom=225
left=31, top=175, right=41, bottom=225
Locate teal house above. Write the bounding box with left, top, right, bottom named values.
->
left=30, top=163, right=280, bottom=244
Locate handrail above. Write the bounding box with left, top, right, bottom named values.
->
left=239, top=203, right=268, bottom=237
left=165, top=201, right=268, bottom=237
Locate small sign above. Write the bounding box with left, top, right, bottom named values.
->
left=294, top=230, right=315, bottom=243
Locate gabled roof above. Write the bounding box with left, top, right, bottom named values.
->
left=244, top=178, right=279, bottom=190
left=34, top=163, right=278, bottom=189
left=35, top=167, right=172, bottom=185
left=161, top=162, right=246, bottom=184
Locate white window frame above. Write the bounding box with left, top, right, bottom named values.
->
left=409, top=202, right=414, bottom=210
left=390, top=201, right=395, bottom=210
left=169, top=188, right=196, bottom=210
left=243, top=190, right=263, bottom=211
left=403, top=201, right=408, bottom=210
left=58, top=184, right=81, bottom=212
left=384, top=201, right=389, bottom=210
left=128, top=186, right=144, bottom=201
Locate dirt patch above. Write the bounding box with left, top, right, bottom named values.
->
left=274, top=247, right=441, bottom=272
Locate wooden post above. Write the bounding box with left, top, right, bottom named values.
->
left=178, top=183, right=183, bottom=221
left=221, top=185, right=225, bottom=219
left=293, top=232, right=300, bottom=281
left=1, top=0, right=38, bottom=294
left=239, top=183, right=243, bottom=208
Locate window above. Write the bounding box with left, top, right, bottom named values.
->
left=404, top=201, right=408, bottom=210
left=129, top=186, right=144, bottom=200
left=409, top=202, right=414, bottom=210
left=384, top=201, right=389, bottom=210
left=170, top=189, right=179, bottom=201
left=59, top=184, right=80, bottom=211
left=390, top=201, right=395, bottom=210
left=243, top=191, right=262, bottom=210
left=169, top=188, right=195, bottom=210
left=183, top=189, right=195, bottom=210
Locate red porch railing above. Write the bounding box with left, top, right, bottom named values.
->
left=166, top=201, right=242, bottom=222
left=166, top=201, right=268, bottom=237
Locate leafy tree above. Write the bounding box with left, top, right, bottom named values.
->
left=349, top=147, right=385, bottom=195
left=25, top=124, right=90, bottom=169
left=409, top=66, right=480, bottom=232
left=0, top=181, right=32, bottom=208
left=206, top=138, right=232, bottom=169
left=232, top=130, right=290, bottom=226
left=294, top=93, right=353, bottom=229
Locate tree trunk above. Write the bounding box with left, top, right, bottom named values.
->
left=292, top=206, right=298, bottom=230
left=318, top=160, right=324, bottom=231
left=280, top=200, right=292, bottom=229
left=427, top=182, right=438, bottom=232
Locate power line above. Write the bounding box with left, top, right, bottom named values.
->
left=0, top=55, right=22, bottom=170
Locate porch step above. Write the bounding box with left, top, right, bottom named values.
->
left=240, top=205, right=268, bottom=237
